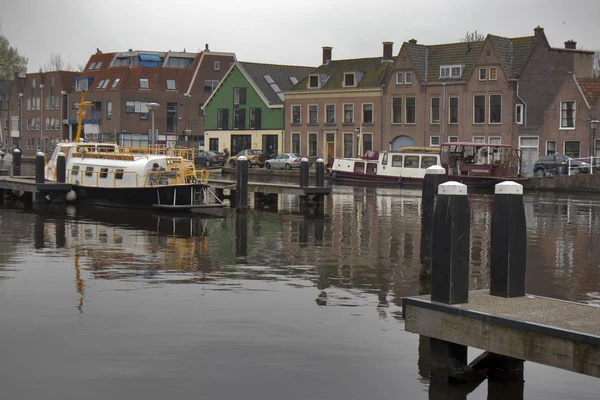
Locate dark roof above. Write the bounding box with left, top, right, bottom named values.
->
left=488, top=35, right=536, bottom=79
left=240, top=62, right=314, bottom=105
left=289, top=57, right=394, bottom=91
left=577, top=77, right=600, bottom=108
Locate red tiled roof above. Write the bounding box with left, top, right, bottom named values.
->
left=577, top=77, right=600, bottom=108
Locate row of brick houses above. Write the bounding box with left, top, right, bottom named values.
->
left=1, top=26, right=599, bottom=175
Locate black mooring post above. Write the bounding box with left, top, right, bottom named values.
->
left=431, top=181, right=470, bottom=305
left=420, top=165, right=448, bottom=274
left=300, top=157, right=309, bottom=188
left=315, top=158, right=325, bottom=187
left=35, top=152, right=45, bottom=184
left=56, top=152, right=66, bottom=183
left=235, top=211, right=248, bottom=259
left=235, top=156, right=249, bottom=209
left=12, top=148, right=21, bottom=177
left=490, top=181, right=526, bottom=298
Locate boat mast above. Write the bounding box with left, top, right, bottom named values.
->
left=74, top=91, right=93, bottom=143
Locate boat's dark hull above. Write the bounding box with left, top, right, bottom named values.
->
left=73, top=184, right=208, bottom=209
left=330, top=170, right=423, bottom=186
left=447, top=175, right=522, bottom=189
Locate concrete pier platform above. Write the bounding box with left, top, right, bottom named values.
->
left=403, top=290, right=600, bottom=378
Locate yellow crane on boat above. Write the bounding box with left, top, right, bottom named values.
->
left=74, top=91, right=93, bottom=143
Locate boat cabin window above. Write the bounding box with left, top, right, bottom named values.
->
left=354, top=162, right=365, bottom=173
left=382, top=153, right=388, bottom=166
left=421, top=156, right=438, bottom=169
left=72, top=165, right=80, bottom=176
left=115, top=169, right=124, bottom=180
left=404, top=156, right=419, bottom=168
left=366, top=163, right=377, bottom=175
left=99, top=168, right=109, bottom=178
left=85, top=166, right=94, bottom=177
left=391, top=155, right=403, bottom=167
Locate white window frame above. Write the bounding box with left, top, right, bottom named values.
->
left=430, top=136, right=440, bottom=147
left=396, top=72, right=403, bottom=85
left=563, top=140, right=581, bottom=158
left=489, top=67, right=498, bottom=81
left=214, top=61, right=220, bottom=71
left=362, top=103, right=374, bottom=124
left=472, top=136, right=486, bottom=144
left=488, top=136, right=501, bottom=144
left=405, top=72, right=413, bottom=84
left=291, top=105, right=301, bottom=124
left=448, top=97, right=459, bottom=125
left=166, top=80, right=176, bottom=90
left=448, top=136, right=458, bottom=143
left=308, top=74, right=321, bottom=89
left=343, top=103, right=354, bottom=124
left=308, top=104, right=318, bottom=125
left=560, top=100, right=576, bottom=130
left=546, top=140, right=557, bottom=155
left=405, top=97, right=416, bottom=125
left=325, top=104, right=336, bottom=124
left=489, top=94, right=502, bottom=124
left=430, top=97, right=440, bottom=124
left=515, top=104, right=524, bottom=125
left=440, top=65, right=463, bottom=79
left=343, top=72, right=356, bottom=88
left=473, top=95, right=486, bottom=124
left=391, top=97, right=402, bottom=124
left=479, top=68, right=487, bottom=81
left=139, top=78, right=149, bottom=90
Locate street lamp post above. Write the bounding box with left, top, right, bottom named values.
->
left=147, top=102, right=160, bottom=149
left=591, top=119, right=600, bottom=161
left=40, top=83, right=44, bottom=153
left=354, top=127, right=360, bottom=158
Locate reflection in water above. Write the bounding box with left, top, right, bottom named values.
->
left=1, top=188, right=600, bottom=399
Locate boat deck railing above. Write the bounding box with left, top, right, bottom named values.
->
left=565, top=156, right=600, bottom=175
left=64, top=166, right=209, bottom=188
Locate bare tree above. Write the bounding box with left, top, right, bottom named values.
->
left=43, top=52, right=73, bottom=72
left=0, top=34, right=27, bottom=80
left=461, top=30, right=486, bottom=43
left=594, top=50, right=599, bottom=78
left=77, top=63, right=85, bottom=72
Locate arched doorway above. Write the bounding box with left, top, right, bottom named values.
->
left=391, top=135, right=416, bottom=149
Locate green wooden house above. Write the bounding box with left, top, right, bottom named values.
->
left=203, top=61, right=314, bottom=157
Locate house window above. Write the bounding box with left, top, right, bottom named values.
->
left=472, top=136, right=485, bottom=144
left=431, top=98, right=440, bottom=124
left=406, top=97, right=416, bottom=124
left=166, top=80, right=176, bottom=90
left=343, top=134, right=353, bottom=157
left=291, top=105, right=301, bottom=124
left=309, top=75, right=320, bottom=88
left=198, top=103, right=205, bottom=116
left=45, top=118, right=50, bottom=130
left=99, top=168, right=109, bottom=179
left=95, top=62, right=103, bottom=70
left=430, top=136, right=440, bottom=147
left=362, top=104, right=373, bottom=124
left=560, top=101, right=575, bottom=129
left=326, top=105, right=335, bottom=124
left=101, top=80, right=110, bottom=89
left=362, top=133, right=372, bottom=153
left=440, top=65, right=462, bottom=79
left=392, top=98, right=402, bottom=124
left=564, top=141, right=580, bottom=158
left=292, top=133, right=300, bottom=154
left=479, top=68, right=487, bottom=81
left=546, top=140, right=556, bottom=155
left=111, top=78, right=120, bottom=89
left=139, top=78, right=149, bottom=89
left=204, top=80, right=219, bottom=93
left=233, top=87, right=246, bottom=105
left=344, top=73, right=355, bottom=87
left=214, top=61, right=220, bottom=70
left=217, top=109, right=229, bottom=130
left=249, top=108, right=261, bottom=129
left=474, top=95, right=486, bottom=124
left=309, top=105, right=318, bottom=124
left=209, top=138, right=219, bottom=151
left=290, top=76, right=298, bottom=85
left=308, top=133, right=317, bottom=157
left=36, top=117, right=40, bottom=130
left=448, top=136, right=458, bottom=143
left=449, top=97, right=458, bottom=124
left=396, top=72, right=403, bottom=85
left=515, top=104, right=524, bottom=125
left=343, top=104, right=354, bottom=123
left=489, top=68, right=497, bottom=80
left=405, top=72, right=413, bottom=84
left=106, top=101, right=112, bottom=120
left=166, top=103, right=177, bottom=132
left=55, top=119, right=59, bottom=130
left=233, top=108, right=246, bottom=130
left=96, top=79, right=105, bottom=89
left=489, top=136, right=501, bottom=144
left=490, top=95, right=502, bottom=124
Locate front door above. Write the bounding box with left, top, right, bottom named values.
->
left=231, top=135, right=252, bottom=155
left=325, top=133, right=335, bottom=165
left=519, top=136, right=539, bottom=177
left=262, top=135, right=278, bottom=158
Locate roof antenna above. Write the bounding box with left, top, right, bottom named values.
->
left=205, top=43, right=210, bottom=52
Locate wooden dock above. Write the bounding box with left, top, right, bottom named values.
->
left=403, top=290, right=600, bottom=378
left=208, top=178, right=331, bottom=196
left=0, top=176, right=72, bottom=203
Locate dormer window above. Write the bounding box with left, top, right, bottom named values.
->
left=309, top=75, right=320, bottom=88
left=440, top=65, right=463, bottom=79
left=344, top=73, right=355, bottom=87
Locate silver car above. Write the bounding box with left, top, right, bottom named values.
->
left=265, top=153, right=302, bottom=170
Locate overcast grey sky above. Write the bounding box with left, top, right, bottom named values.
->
left=2, top=0, right=600, bottom=72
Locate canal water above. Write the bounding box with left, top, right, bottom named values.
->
left=1, top=182, right=599, bottom=399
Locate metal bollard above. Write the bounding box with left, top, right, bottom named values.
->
left=235, top=155, right=249, bottom=209
left=12, top=148, right=21, bottom=177
left=490, top=181, right=526, bottom=298
left=35, top=152, right=45, bottom=184
left=57, top=152, right=66, bottom=183
left=420, top=165, right=448, bottom=273
left=316, top=158, right=325, bottom=187
left=300, top=157, right=309, bottom=187
left=431, top=181, right=470, bottom=305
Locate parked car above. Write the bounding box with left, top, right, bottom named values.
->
left=227, top=149, right=266, bottom=168
left=533, top=153, right=590, bottom=176
left=194, top=150, right=226, bottom=167
left=265, top=153, right=303, bottom=170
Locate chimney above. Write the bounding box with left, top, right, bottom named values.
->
left=322, top=46, right=332, bottom=65
left=383, top=42, right=393, bottom=60
left=534, top=26, right=544, bottom=37
left=408, top=38, right=417, bottom=44
left=564, top=40, right=577, bottom=50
